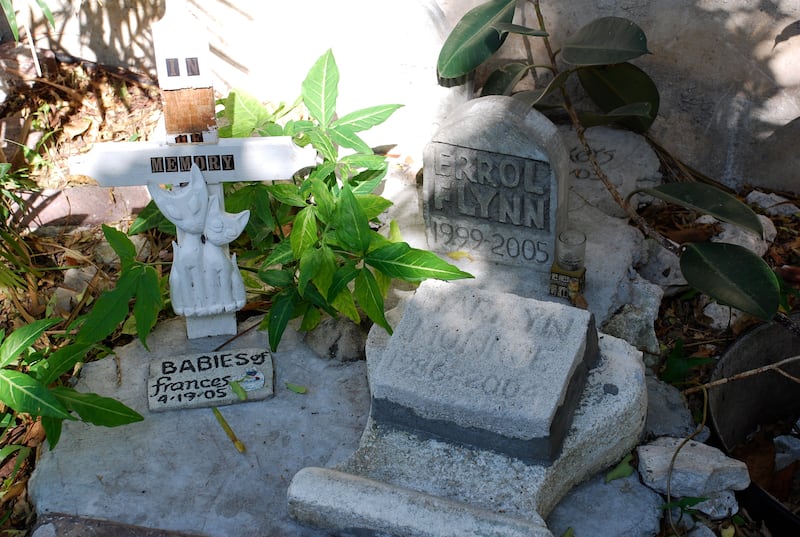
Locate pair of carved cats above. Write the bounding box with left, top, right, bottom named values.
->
left=148, top=165, right=249, bottom=317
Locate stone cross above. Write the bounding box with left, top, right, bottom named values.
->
left=70, top=1, right=317, bottom=339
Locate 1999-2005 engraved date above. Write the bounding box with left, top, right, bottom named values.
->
left=431, top=220, right=549, bottom=263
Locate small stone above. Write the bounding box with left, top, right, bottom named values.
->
left=746, top=191, right=799, bottom=217
left=546, top=473, right=663, bottom=537
left=645, top=377, right=704, bottom=441
left=694, top=490, right=739, bottom=520
left=637, top=239, right=687, bottom=296
left=695, top=214, right=776, bottom=256
left=637, top=437, right=750, bottom=497
left=305, top=317, right=369, bottom=362
left=702, top=301, right=748, bottom=332
left=774, top=435, right=800, bottom=471
left=601, top=276, right=662, bottom=356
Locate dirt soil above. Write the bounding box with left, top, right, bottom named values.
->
left=0, top=42, right=799, bottom=537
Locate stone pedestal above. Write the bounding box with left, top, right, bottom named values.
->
left=288, top=281, right=647, bottom=537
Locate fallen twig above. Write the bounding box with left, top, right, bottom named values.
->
left=682, top=354, right=800, bottom=395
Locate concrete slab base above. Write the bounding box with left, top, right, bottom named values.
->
left=29, top=317, right=370, bottom=537
left=288, top=333, right=647, bottom=537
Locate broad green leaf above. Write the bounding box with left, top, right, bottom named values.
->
left=328, top=263, right=360, bottom=303
left=216, top=89, right=269, bottom=138
left=32, top=342, right=93, bottom=386
left=298, top=248, right=323, bottom=296
left=300, top=283, right=338, bottom=318
left=1, top=0, right=18, bottom=41
left=350, top=167, right=389, bottom=195
left=577, top=63, right=659, bottom=132
left=340, top=154, right=388, bottom=171
left=605, top=453, right=634, bottom=483
left=0, top=318, right=59, bottom=369
left=313, top=246, right=338, bottom=300
left=75, top=268, right=140, bottom=344
left=365, top=242, right=474, bottom=282
left=367, top=230, right=392, bottom=252
left=331, top=287, right=360, bottom=323
left=334, top=185, right=372, bottom=254
left=259, top=268, right=294, bottom=288
left=299, top=305, right=322, bottom=332
left=562, top=17, right=650, bottom=66
left=491, top=23, right=548, bottom=37
left=262, top=240, right=294, bottom=266
left=267, top=289, right=299, bottom=351
left=355, top=194, right=393, bottom=220
left=309, top=179, right=335, bottom=224
left=290, top=206, right=319, bottom=259
left=307, top=127, right=338, bottom=162
left=266, top=183, right=308, bottom=207
left=680, top=242, right=780, bottom=319
left=0, top=370, right=72, bottom=419
left=355, top=268, right=392, bottom=334
left=102, top=224, right=136, bottom=267
left=329, top=125, right=372, bottom=154
left=481, top=63, right=531, bottom=97
left=133, top=265, right=163, bottom=348
left=128, top=200, right=175, bottom=236
left=388, top=220, right=403, bottom=243
left=333, top=105, right=403, bottom=132
left=41, top=416, right=63, bottom=450
left=302, top=49, right=339, bottom=127
left=437, top=0, right=516, bottom=80
left=635, top=183, right=763, bottom=236
left=511, top=69, right=574, bottom=107
left=578, top=102, right=653, bottom=128
left=51, top=386, right=143, bottom=426
left=285, top=382, right=308, bottom=394
left=308, top=160, right=337, bottom=184
left=659, top=340, right=716, bottom=386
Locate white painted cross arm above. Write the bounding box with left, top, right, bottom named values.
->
left=69, top=137, right=318, bottom=187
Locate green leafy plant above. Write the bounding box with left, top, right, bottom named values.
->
left=659, top=340, right=715, bottom=387
left=132, top=50, right=472, bottom=351
left=219, top=50, right=472, bottom=350
left=438, top=0, right=795, bottom=333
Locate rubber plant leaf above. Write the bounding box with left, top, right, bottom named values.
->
left=577, top=102, right=653, bottom=128
left=680, top=242, right=780, bottom=320
left=512, top=70, right=575, bottom=107
left=635, top=183, right=763, bottom=236
left=437, top=0, right=517, bottom=80
left=562, top=17, right=650, bottom=66
left=491, top=22, right=548, bottom=37
left=481, top=63, right=530, bottom=96
left=577, top=63, right=659, bottom=132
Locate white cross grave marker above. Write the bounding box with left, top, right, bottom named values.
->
left=70, top=1, right=317, bottom=339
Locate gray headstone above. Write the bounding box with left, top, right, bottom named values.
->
left=423, top=96, right=569, bottom=272
left=370, top=280, right=598, bottom=462
left=147, top=348, right=273, bottom=411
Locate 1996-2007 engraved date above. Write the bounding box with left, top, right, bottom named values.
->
left=431, top=220, right=549, bottom=263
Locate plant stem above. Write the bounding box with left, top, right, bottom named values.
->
left=532, top=0, right=682, bottom=257
left=682, top=353, right=800, bottom=395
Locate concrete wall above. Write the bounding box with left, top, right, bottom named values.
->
left=24, top=0, right=800, bottom=193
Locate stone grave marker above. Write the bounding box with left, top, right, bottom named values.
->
left=287, top=280, right=648, bottom=536
left=422, top=95, right=570, bottom=273
left=69, top=0, right=317, bottom=340
left=370, top=280, right=599, bottom=461
left=147, top=347, right=273, bottom=411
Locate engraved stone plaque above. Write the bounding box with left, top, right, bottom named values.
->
left=147, top=348, right=273, bottom=411
left=423, top=96, right=570, bottom=272
left=370, top=280, right=598, bottom=462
